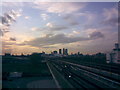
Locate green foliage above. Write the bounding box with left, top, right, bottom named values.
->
left=30, top=53, right=44, bottom=66
left=62, top=53, right=106, bottom=64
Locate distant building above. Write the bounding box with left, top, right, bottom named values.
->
left=63, top=48, right=68, bottom=55
left=65, top=49, right=68, bottom=55
left=50, top=50, right=63, bottom=57
left=53, top=51, right=57, bottom=54
left=63, top=48, right=65, bottom=55
left=59, top=49, right=62, bottom=54
left=78, top=52, right=80, bottom=55
left=5, top=53, right=11, bottom=56
left=42, top=51, right=45, bottom=54
left=106, top=43, right=120, bottom=64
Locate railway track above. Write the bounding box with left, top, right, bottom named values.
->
left=51, top=62, right=100, bottom=89
left=48, top=60, right=120, bottom=89
left=66, top=61, right=120, bottom=74
left=55, top=60, right=120, bottom=82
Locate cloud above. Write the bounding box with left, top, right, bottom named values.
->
left=50, top=25, right=68, bottom=31
left=89, top=31, right=104, bottom=39
left=1, top=9, right=22, bottom=25
left=40, top=13, right=49, bottom=20
left=31, top=27, right=39, bottom=31
left=0, top=30, right=3, bottom=36
left=68, top=30, right=80, bottom=37
left=42, top=46, right=56, bottom=48
left=102, top=8, right=118, bottom=26
left=46, top=22, right=53, bottom=27
left=73, top=31, right=80, bottom=34
left=24, top=16, right=30, bottom=20
left=103, top=8, right=117, bottom=21
left=0, top=9, right=22, bottom=36
left=62, top=12, right=95, bottom=26
left=85, top=28, right=99, bottom=34
left=19, top=32, right=104, bottom=48
left=21, top=34, right=89, bottom=47
left=33, top=2, right=86, bottom=14
left=32, top=22, right=68, bottom=32
left=2, top=41, right=16, bottom=53
left=1, top=2, right=24, bottom=7
left=45, top=22, right=68, bottom=31
left=63, top=15, right=79, bottom=26
left=9, top=37, right=16, bottom=41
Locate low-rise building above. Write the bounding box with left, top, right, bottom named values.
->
left=106, top=43, right=120, bottom=64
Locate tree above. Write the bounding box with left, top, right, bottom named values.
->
left=30, top=53, right=44, bottom=67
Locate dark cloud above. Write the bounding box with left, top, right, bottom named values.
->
left=62, top=12, right=94, bottom=26
left=2, top=13, right=15, bottom=25
left=50, top=25, right=68, bottom=31
left=102, top=8, right=118, bottom=26
left=63, top=14, right=79, bottom=26
left=63, top=14, right=72, bottom=20
left=0, top=30, right=3, bottom=36
left=101, top=17, right=118, bottom=26
left=19, top=32, right=104, bottom=48
left=9, top=37, right=16, bottom=41
left=2, top=11, right=18, bottom=26
left=21, top=34, right=89, bottom=47
left=89, top=31, right=104, bottom=39
left=69, top=21, right=79, bottom=26
left=0, top=10, right=21, bottom=36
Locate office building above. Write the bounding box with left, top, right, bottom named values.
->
left=59, top=49, right=62, bottom=54
left=106, top=43, right=120, bottom=64
left=63, top=48, right=68, bottom=55
left=63, top=48, right=65, bottom=55
left=65, top=49, right=68, bottom=55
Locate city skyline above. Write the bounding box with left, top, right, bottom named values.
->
left=1, top=2, right=118, bottom=55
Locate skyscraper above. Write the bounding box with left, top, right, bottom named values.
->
left=63, top=48, right=68, bottom=55
left=63, top=48, right=65, bottom=55
left=65, top=49, right=68, bottom=55
left=59, top=49, right=62, bottom=54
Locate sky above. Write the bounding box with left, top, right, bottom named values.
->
left=0, top=2, right=119, bottom=55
